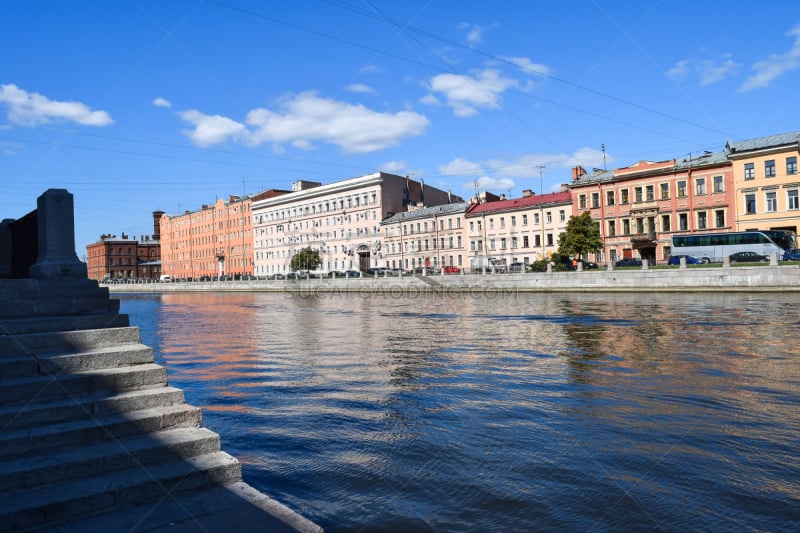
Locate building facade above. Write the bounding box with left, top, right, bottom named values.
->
left=381, top=202, right=470, bottom=271
left=85, top=211, right=163, bottom=281
left=159, top=190, right=288, bottom=280
left=726, top=131, right=800, bottom=234
left=465, top=189, right=573, bottom=269
left=569, top=153, right=735, bottom=264
left=252, top=172, right=460, bottom=276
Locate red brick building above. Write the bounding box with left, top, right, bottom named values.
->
left=86, top=211, right=164, bottom=281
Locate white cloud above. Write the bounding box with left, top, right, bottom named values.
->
left=153, top=97, right=172, bottom=108
left=359, top=64, right=381, bottom=74
left=740, top=24, right=800, bottom=92
left=501, top=56, right=553, bottom=77
left=0, top=84, right=112, bottom=126
left=666, top=55, right=740, bottom=86
left=177, top=109, right=248, bottom=147
left=380, top=160, right=407, bottom=174
left=469, top=175, right=515, bottom=192
left=458, top=22, right=484, bottom=45
left=428, top=69, right=517, bottom=117
left=483, top=148, right=610, bottom=179
left=439, top=158, right=484, bottom=176
left=177, top=92, right=430, bottom=153
left=419, top=93, right=441, bottom=106
left=346, top=83, right=375, bottom=94
left=0, top=140, right=22, bottom=155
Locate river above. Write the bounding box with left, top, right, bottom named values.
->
left=119, top=291, right=800, bottom=532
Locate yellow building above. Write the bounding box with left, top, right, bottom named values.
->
left=727, top=131, right=800, bottom=234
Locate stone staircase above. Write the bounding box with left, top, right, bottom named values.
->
left=0, top=279, right=321, bottom=532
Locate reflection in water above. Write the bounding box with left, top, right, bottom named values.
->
left=120, top=291, right=800, bottom=531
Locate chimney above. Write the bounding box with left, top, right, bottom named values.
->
left=572, top=165, right=587, bottom=180
left=522, top=189, right=533, bottom=198
left=499, top=193, right=506, bottom=201
left=152, top=211, right=164, bottom=241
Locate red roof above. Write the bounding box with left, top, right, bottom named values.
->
left=465, top=191, right=572, bottom=216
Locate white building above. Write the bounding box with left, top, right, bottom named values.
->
left=251, top=172, right=459, bottom=276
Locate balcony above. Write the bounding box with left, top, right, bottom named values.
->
left=630, top=231, right=656, bottom=243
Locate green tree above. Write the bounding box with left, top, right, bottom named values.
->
left=290, top=247, right=321, bottom=272
left=558, top=211, right=603, bottom=261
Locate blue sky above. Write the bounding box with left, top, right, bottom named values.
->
left=2, top=1, right=800, bottom=256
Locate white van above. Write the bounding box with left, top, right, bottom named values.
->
left=159, top=274, right=171, bottom=282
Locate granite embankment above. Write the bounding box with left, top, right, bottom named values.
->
left=107, top=265, right=800, bottom=294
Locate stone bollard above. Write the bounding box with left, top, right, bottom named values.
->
left=546, top=262, right=552, bottom=273
left=679, top=257, right=687, bottom=269
left=577, top=261, right=583, bottom=272
left=30, top=189, right=87, bottom=280
left=607, top=261, right=614, bottom=271
left=770, top=253, right=779, bottom=266
left=642, top=259, right=649, bottom=270
left=723, top=255, right=731, bottom=267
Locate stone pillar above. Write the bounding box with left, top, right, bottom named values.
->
left=770, top=253, right=779, bottom=266
left=607, top=261, right=614, bottom=271
left=29, top=189, right=87, bottom=280
left=723, top=256, right=731, bottom=267
left=642, top=259, right=649, bottom=270
left=577, top=261, right=583, bottom=272
left=0, top=219, right=12, bottom=278
left=679, top=257, right=687, bottom=269
left=546, top=262, right=552, bottom=273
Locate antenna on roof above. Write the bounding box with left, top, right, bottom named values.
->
left=601, top=144, right=607, bottom=171
left=536, top=165, right=545, bottom=195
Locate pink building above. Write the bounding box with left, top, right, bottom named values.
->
left=568, top=151, right=735, bottom=264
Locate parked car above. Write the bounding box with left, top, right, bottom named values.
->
left=441, top=265, right=461, bottom=274
left=728, top=251, right=769, bottom=263
left=343, top=270, right=361, bottom=278
left=782, top=248, right=800, bottom=261
left=269, top=273, right=286, bottom=280
left=668, top=255, right=703, bottom=266
left=508, top=262, right=526, bottom=273
left=615, top=258, right=642, bottom=267
left=568, top=259, right=598, bottom=270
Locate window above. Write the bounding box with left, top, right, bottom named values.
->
left=661, top=214, right=670, bottom=232
left=522, top=214, right=528, bottom=225
left=745, top=193, right=756, bottom=214
left=608, top=220, right=616, bottom=236
left=787, top=156, right=798, bottom=175
left=534, top=213, right=539, bottom=224
left=489, top=238, right=495, bottom=250
left=679, top=213, right=688, bottom=231
left=546, top=212, right=552, bottom=223
left=499, top=217, right=505, bottom=229
left=559, top=210, right=565, bottom=222
left=607, top=191, right=615, bottom=206
left=765, top=160, right=776, bottom=177
left=635, top=187, right=643, bottom=202
left=622, top=219, right=630, bottom=234
left=677, top=181, right=687, bottom=197
left=591, top=192, right=600, bottom=209
left=696, top=178, right=706, bottom=195
left=713, top=175, right=724, bottom=193
left=744, top=162, right=755, bottom=180
left=715, top=210, right=725, bottom=228
left=621, top=189, right=629, bottom=204
left=766, top=191, right=777, bottom=212
left=697, top=212, right=708, bottom=229
left=636, top=218, right=644, bottom=234
left=546, top=234, right=554, bottom=246
left=510, top=216, right=516, bottom=227
left=534, top=235, right=541, bottom=247
left=469, top=221, right=474, bottom=232
left=489, top=219, right=494, bottom=230
left=660, top=183, right=669, bottom=199
left=523, top=235, right=529, bottom=247
left=646, top=185, right=654, bottom=201
left=789, top=189, right=799, bottom=210
left=579, top=195, right=587, bottom=209
left=500, top=238, right=506, bottom=250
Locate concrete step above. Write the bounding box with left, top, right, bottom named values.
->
left=0, top=403, right=202, bottom=458
left=0, top=363, right=167, bottom=407
left=0, top=343, right=154, bottom=379
left=0, top=386, right=186, bottom=431
left=0, top=312, right=129, bottom=335
left=0, top=297, right=120, bottom=319
left=0, top=450, right=242, bottom=531
left=0, top=427, right=221, bottom=493
left=0, top=326, right=142, bottom=357
left=46, top=481, right=324, bottom=533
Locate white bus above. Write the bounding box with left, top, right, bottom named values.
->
left=670, top=230, right=795, bottom=264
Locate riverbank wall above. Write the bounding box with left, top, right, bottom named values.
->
left=106, top=265, right=800, bottom=294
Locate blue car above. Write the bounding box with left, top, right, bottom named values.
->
left=783, top=248, right=800, bottom=261
left=668, top=254, right=703, bottom=265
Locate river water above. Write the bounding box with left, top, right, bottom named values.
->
left=119, top=291, right=800, bottom=532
